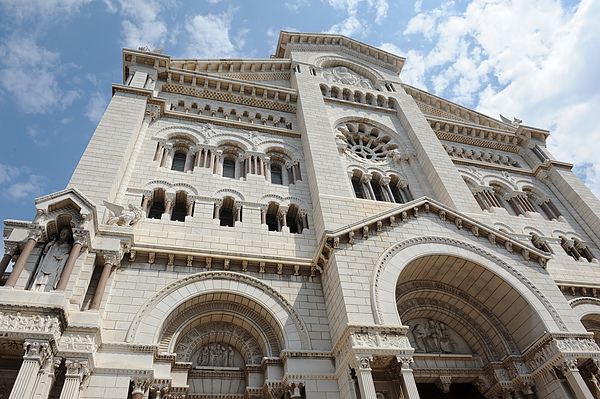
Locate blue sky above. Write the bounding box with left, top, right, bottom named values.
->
left=0, top=0, right=599, bottom=231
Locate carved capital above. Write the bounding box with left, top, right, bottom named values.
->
left=396, top=355, right=414, bottom=371
left=23, top=340, right=51, bottom=364
left=65, top=359, right=90, bottom=380
left=558, top=358, right=578, bottom=374
left=435, top=375, right=451, bottom=393
left=353, top=355, right=373, bottom=371
left=131, top=377, right=150, bottom=396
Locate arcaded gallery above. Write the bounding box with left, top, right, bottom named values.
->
left=2, top=31, right=600, bottom=399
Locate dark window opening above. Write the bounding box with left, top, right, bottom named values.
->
left=223, top=159, right=235, bottom=178
left=171, top=152, right=186, bottom=172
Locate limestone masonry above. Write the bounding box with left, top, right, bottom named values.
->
left=2, top=31, right=600, bottom=399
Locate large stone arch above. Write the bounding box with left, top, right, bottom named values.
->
left=371, top=237, right=567, bottom=352
left=125, top=271, right=312, bottom=350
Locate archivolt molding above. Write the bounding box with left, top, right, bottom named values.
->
left=125, top=271, right=311, bottom=350
left=399, top=297, right=502, bottom=361
left=174, top=321, right=264, bottom=365
left=213, top=189, right=245, bottom=201
left=370, top=236, right=567, bottom=332
left=152, top=125, right=209, bottom=143
left=569, top=297, right=600, bottom=317
left=160, top=299, right=282, bottom=356
left=397, top=280, right=519, bottom=357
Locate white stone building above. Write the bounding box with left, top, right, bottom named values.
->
left=2, top=31, right=600, bottom=399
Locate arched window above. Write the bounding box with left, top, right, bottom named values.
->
left=171, top=191, right=188, bottom=222
left=371, top=175, right=385, bottom=201
left=351, top=175, right=365, bottom=199
left=265, top=202, right=280, bottom=232
left=271, top=164, right=283, bottom=185
left=171, top=152, right=186, bottom=172
left=223, top=158, right=236, bottom=179
left=286, top=205, right=304, bottom=234
left=219, top=197, right=236, bottom=227
left=148, top=189, right=165, bottom=219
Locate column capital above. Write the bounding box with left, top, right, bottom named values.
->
left=23, top=340, right=52, bottom=365
left=131, top=377, right=150, bottom=396
left=352, top=354, right=373, bottom=371
left=65, top=359, right=90, bottom=381
left=361, top=173, right=373, bottom=184
left=102, top=252, right=121, bottom=267
left=4, top=243, right=18, bottom=255
left=396, top=355, right=414, bottom=370
left=558, top=357, right=579, bottom=374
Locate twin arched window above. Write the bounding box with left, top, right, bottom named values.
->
left=351, top=171, right=412, bottom=203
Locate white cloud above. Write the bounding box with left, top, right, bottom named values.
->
left=285, top=0, right=309, bottom=12
left=115, top=0, right=170, bottom=49
left=85, top=92, right=109, bottom=123
left=184, top=9, right=239, bottom=58
left=368, top=0, right=389, bottom=23
left=6, top=175, right=46, bottom=201
left=326, top=15, right=367, bottom=37
left=0, top=163, right=45, bottom=201
left=0, top=0, right=91, bottom=24
left=0, top=163, right=19, bottom=185
left=0, top=36, right=79, bottom=114
left=399, top=0, right=600, bottom=197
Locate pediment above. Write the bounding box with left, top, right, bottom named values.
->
left=34, top=187, right=98, bottom=229
left=317, top=197, right=550, bottom=269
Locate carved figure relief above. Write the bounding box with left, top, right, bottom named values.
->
left=323, top=66, right=374, bottom=89
left=0, top=312, right=60, bottom=337
left=197, top=343, right=236, bottom=367
left=104, top=201, right=144, bottom=226
left=32, top=227, right=72, bottom=291
left=408, top=320, right=465, bottom=354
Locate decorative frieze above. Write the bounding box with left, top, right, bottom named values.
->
left=0, top=311, right=61, bottom=339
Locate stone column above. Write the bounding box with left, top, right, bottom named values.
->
left=260, top=208, right=267, bottom=224
left=130, top=378, right=149, bottom=399
left=0, top=244, right=16, bottom=277
left=362, top=174, right=376, bottom=200
left=160, top=146, right=171, bottom=167
left=9, top=340, right=51, bottom=399
left=90, top=253, right=119, bottom=310
left=352, top=355, right=377, bottom=399
left=187, top=200, right=195, bottom=217
left=56, top=233, right=86, bottom=291
left=397, top=356, right=420, bottom=399
left=59, top=360, right=90, bottom=399
left=6, top=231, right=41, bottom=288
left=559, top=358, right=595, bottom=399
left=141, top=196, right=150, bottom=212
left=33, top=356, right=62, bottom=399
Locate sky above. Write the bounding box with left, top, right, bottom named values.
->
left=0, top=0, right=599, bottom=235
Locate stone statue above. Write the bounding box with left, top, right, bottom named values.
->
left=32, top=227, right=72, bottom=291
left=197, top=343, right=236, bottom=368
left=410, top=323, right=427, bottom=352
left=104, top=201, right=143, bottom=226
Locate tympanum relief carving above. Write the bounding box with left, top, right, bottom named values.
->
left=408, top=319, right=472, bottom=354
left=323, top=66, right=374, bottom=89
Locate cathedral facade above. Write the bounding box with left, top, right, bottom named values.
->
left=2, top=31, right=600, bottom=399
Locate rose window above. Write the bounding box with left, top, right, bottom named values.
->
left=337, top=122, right=398, bottom=163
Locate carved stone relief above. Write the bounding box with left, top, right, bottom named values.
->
left=350, top=331, right=411, bottom=349
left=174, top=321, right=263, bottom=365
left=323, top=66, right=374, bottom=89
left=406, top=319, right=472, bottom=354
left=196, top=343, right=237, bottom=368
left=59, top=334, right=96, bottom=352
left=0, top=312, right=60, bottom=338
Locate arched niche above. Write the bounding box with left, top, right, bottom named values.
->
left=126, top=271, right=311, bottom=351
left=371, top=237, right=567, bottom=356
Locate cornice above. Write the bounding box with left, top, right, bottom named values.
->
left=312, top=197, right=552, bottom=270
left=276, top=31, right=404, bottom=74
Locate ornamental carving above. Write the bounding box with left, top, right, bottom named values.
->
left=0, top=312, right=60, bottom=337
left=174, top=321, right=262, bottom=365
left=60, top=334, right=96, bottom=352
left=409, top=320, right=457, bottom=354
left=197, top=343, right=236, bottom=367
left=323, top=67, right=374, bottom=89
left=350, top=331, right=411, bottom=349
